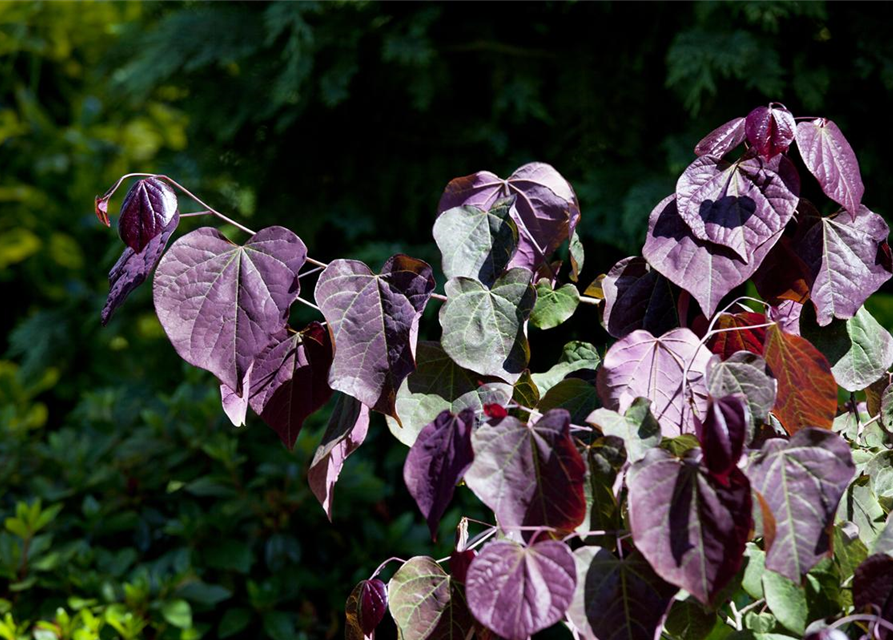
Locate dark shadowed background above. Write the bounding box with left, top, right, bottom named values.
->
left=3, top=2, right=893, bottom=638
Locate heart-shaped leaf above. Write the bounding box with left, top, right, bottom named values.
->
left=153, top=226, right=307, bottom=393
left=694, top=394, right=748, bottom=480
left=465, top=540, right=576, bottom=640
left=746, top=428, right=855, bottom=581
left=118, top=177, right=179, bottom=253
left=795, top=118, right=864, bottom=217
left=403, top=408, right=475, bottom=540
left=853, top=554, right=893, bottom=639
left=596, top=328, right=712, bottom=436
left=812, top=307, right=893, bottom=393
left=536, top=378, right=600, bottom=424
left=531, top=341, right=601, bottom=395
left=762, top=324, right=837, bottom=434
left=101, top=212, right=179, bottom=326
left=601, top=256, right=678, bottom=339
left=439, top=268, right=536, bottom=383
left=433, top=196, right=519, bottom=286
left=587, top=397, right=661, bottom=464
left=531, top=281, right=579, bottom=329
left=675, top=154, right=799, bottom=261
left=437, top=163, right=580, bottom=270
left=745, top=104, right=796, bottom=158
left=584, top=548, right=678, bottom=640
left=345, top=579, right=387, bottom=640
left=706, top=312, right=768, bottom=359
left=706, top=351, right=777, bottom=430
left=315, top=255, right=435, bottom=418
left=627, top=448, right=753, bottom=605
left=307, top=394, right=370, bottom=520
left=464, top=409, right=586, bottom=535
left=695, top=116, right=746, bottom=157
left=762, top=571, right=807, bottom=635
left=388, top=556, right=473, bottom=640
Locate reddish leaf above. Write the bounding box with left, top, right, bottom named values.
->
left=745, top=104, right=796, bottom=158
left=706, top=312, right=768, bottom=359
left=762, top=324, right=837, bottom=433
left=345, top=579, right=388, bottom=640
left=95, top=195, right=110, bottom=227
left=118, top=177, right=179, bottom=253
left=482, top=403, right=507, bottom=419
left=795, top=118, right=864, bottom=218
left=751, top=231, right=811, bottom=305
left=694, top=116, right=746, bottom=157
left=695, top=394, right=748, bottom=481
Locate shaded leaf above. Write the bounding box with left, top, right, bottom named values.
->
left=601, top=256, right=678, bottom=339
left=579, top=436, right=625, bottom=547
left=853, top=554, right=893, bottom=638
left=587, top=397, right=661, bottom=464
left=706, top=312, right=768, bottom=360
left=388, top=556, right=473, bottom=640
left=707, top=351, right=777, bottom=430
left=872, top=513, right=893, bottom=557
left=531, top=341, right=601, bottom=395
left=795, top=118, right=864, bottom=217
left=531, top=281, right=579, bottom=329
left=568, top=546, right=599, bottom=640
left=694, top=394, right=748, bottom=481
left=694, top=116, right=746, bottom=157
left=745, top=104, right=796, bottom=159
left=345, top=579, right=387, bottom=640
left=118, top=177, right=179, bottom=253
left=762, top=571, right=807, bottom=635
left=569, top=229, right=585, bottom=282
left=536, top=378, right=600, bottom=424
left=838, top=477, right=887, bottom=548
left=511, top=371, right=540, bottom=410
left=751, top=230, right=812, bottom=305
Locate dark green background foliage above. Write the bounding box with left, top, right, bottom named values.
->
left=2, top=2, right=893, bottom=638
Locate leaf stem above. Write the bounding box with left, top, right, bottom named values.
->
left=830, top=614, right=893, bottom=634
left=370, top=556, right=408, bottom=579
left=578, top=295, right=601, bottom=306
left=293, top=297, right=322, bottom=313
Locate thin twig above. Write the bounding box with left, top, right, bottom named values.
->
left=298, top=265, right=325, bottom=280
left=830, top=614, right=893, bottom=634
left=578, top=295, right=601, bottom=306
left=370, top=556, right=408, bottom=579
left=293, top=297, right=322, bottom=313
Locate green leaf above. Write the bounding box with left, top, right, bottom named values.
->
left=578, top=436, right=625, bottom=544
left=762, top=571, right=807, bottom=635
left=261, top=611, right=294, bottom=640
left=177, top=581, right=232, bottom=606
left=387, top=556, right=473, bottom=640
left=665, top=599, right=720, bottom=640
left=161, top=600, right=192, bottom=630
left=218, top=609, right=252, bottom=639
left=742, top=543, right=766, bottom=600
left=440, top=268, right=536, bottom=383
left=805, top=558, right=842, bottom=618
left=569, top=229, right=585, bottom=282
left=587, top=397, right=661, bottom=463
left=881, top=382, right=893, bottom=431
left=203, top=539, right=253, bottom=573
left=3, top=518, right=28, bottom=539
left=32, top=503, right=62, bottom=533
left=531, top=340, right=600, bottom=394
left=512, top=371, right=540, bottom=409
left=537, top=378, right=600, bottom=423
left=836, top=476, right=886, bottom=547
left=872, top=512, right=893, bottom=557
left=744, top=612, right=776, bottom=634
left=833, top=523, right=868, bottom=582
left=868, top=450, right=893, bottom=510
left=530, top=281, right=579, bottom=329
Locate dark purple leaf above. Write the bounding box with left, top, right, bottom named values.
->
left=388, top=556, right=473, bottom=640
left=153, top=226, right=306, bottom=394
left=706, top=312, right=767, bottom=360
left=745, top=104, right=796, bottom=158
left=694, top=116, right=746, bottom=157
left=465, top=540, right=576, bottom=640
left=584, top=548, right=678, bottom=640
left=244, top=322, right=334, bottom=449
left=345, top=579, right=388, bottom=640
left=314, top=255, right=435, bottom=419
left=118, top=177, right=179, bottom=253
left=746, top=428, right=855, bottom=581
left=675, top=154, right=799, bottom=261
left=795, top=118, right=864, bottom=217
left=101, top=212, right=179, bottom=326
left=853, top=554, right=893, bottom=638
left=751, top=209, right=813, bottom=306
left=437, top=163, right=581, bottom=270
left=643, top=195, right=785, bottom=316
left=769, top=300, right=803, bottom=336
left=793, top=205, right=892, bottom=326
left=602, top=256, right=678, bottom=339
left=403, top=408, right=475, bottom=540
left=627, top=448, right=752, bottom=605
left=450, top=549, right=475, bottom=585
left=694, top=394, right=748, bottom=481
left=596, top=328, right=712, bottom=436
left=464, top=409, right=586, bottom=536
left=307, top=394, right=370, bottom=520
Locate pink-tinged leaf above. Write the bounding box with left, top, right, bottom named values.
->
left=438, top=163, right=581, bottom=270
left=388, top=556, right=474, bottom=640
left=706, top=352, right=777, bottom=430
left=694, top=394, right=748, bottom=481
left=643, top=196, right=784, bottom=316
left=307, top=394, right=370, bottom=520
left=747, top=429, right=855, bottom=581
left=246, top=322, right=334, bottom=449
left=762, top=324, right=837, bottom=434
left=95, top=195, right=110, bottom=227
left=101, top=212, right=179, bottom=326
left=706, top=312, right=767, bottom=359
left=745, top=104, right=796, bottom=158
left=403, top=408, right=475, bottom=540
left=853, top=554, right=893, bottom=639
left=796, top=118, right=864, bottom=217
left=602, top=256, right=678, bottom=339
left=315, top=255, right=435, bottom=419
left=118, top=177, right=179, bottom=253
left=627, top=448, right=752, bottom=606
left=675, top=154, right=800, bottom=261
left=694, top=116, right=746, bottom=157
left=584, top=549, right=678, bottom=640
left=345, top=579, right=388, bottom=640
left=465, top=540, right=576, bottom=640
left=153, top=226, right=306, bottom=394
left=220, top=364, right=252, bottom=427
left=596, top=328, right=712, bottom=436
left=464, top=409, right=586, bottom=536
left=769, top=300, right=803, bottom=336
left=794, top=205, right=892, bottom=326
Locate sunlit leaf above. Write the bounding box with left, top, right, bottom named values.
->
left=531, top=281, right=579, bottom=329
left=531, top=341, right=601, bottom=395
left=795, top=118, right=864, bottom=218
left=745, top=104, right=796, bottom=158
left=587, top=397, right=661, bottom=464
left=118, top=177, right=179, bottom=253
left=694, top=116, right=746, bottom=157
left=707, top=351, right=777, bottom=430
left=388, top=556, right=473, bottom=640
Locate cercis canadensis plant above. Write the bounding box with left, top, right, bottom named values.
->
left=95, top=104, right=893, bottom=640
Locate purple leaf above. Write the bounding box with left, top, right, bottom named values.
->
left=246, top=322, right=334, bottom=449
left=706, top=352, right=777, bottom=429
left=465, top=540, right=576, bottom=640
left=745, top=104, right=796, bottom=158
left=795, top=118, right=864, bottom=217
left=118, top=177, right=179, bottom=253
left=596, top=328, right=712, bottom=436
left=153, top=226, right=306, bottom=394
left=694, top=116, right=746, bottom=157
left=584, top=549, right=678, bottom=640
left=675, top=154, right=799, bottom=261
left=464, top=409, right=587, bottom=536
left=438, top=163, right=581, bottom=270
left=602, top=256, right=678, bottom=339
left=853, top=554, right=893, bottom=638
left=345, top=579, right=388, bottom=640
left=746, top=428, right=855, bottom=581
left=388, top=556, right=473, bottom=640
left=403, top=408, right=475, bottom=540
left=694, top=394, right=748, bottom=481
left=627, top=448, right=752, bottom=605
left=315, top=255, right=435, bottom=419
left=220, top=364, right=252, bottom=427
left=101, top=212, right=179, bottom=326
left=794, top=205, right=892, bottom=326
left=643, top=195, right=785, bottom=316
left=307, top=394, right=370, bottom=520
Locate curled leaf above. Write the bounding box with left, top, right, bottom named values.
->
left=694, top=116, right=746, bottom=157
left=745, top=104, right=796, bottom=158
left=118, top=177, right=179, bottom=253
left=345, top=579, right=387, bottom=640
